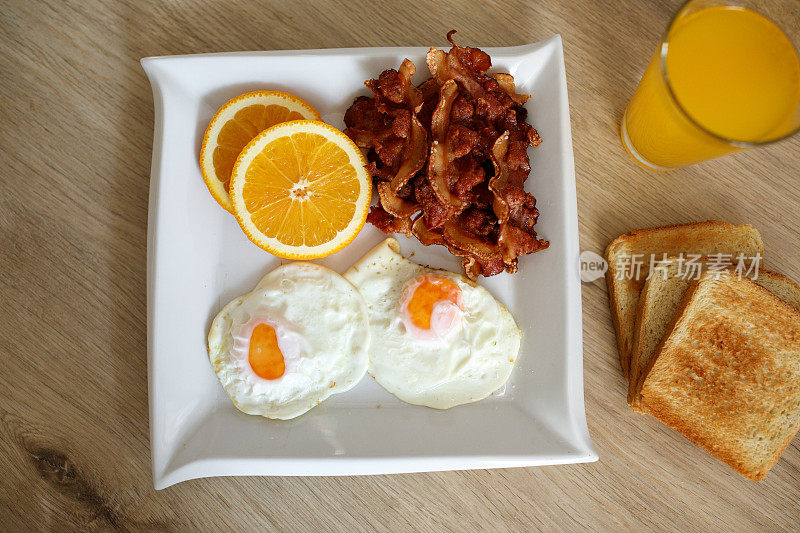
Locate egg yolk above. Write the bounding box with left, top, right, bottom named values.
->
left=405, top=276, right=462, bottom=330
left=248, top=324, right=285, bottom=380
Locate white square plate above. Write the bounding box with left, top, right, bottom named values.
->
left=142, top=35, right=596, bottom=490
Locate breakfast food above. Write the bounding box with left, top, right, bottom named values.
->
left=344, top=238, right=521, bottom=409
left=208, top=262, right=370, bottom=419
left=229, top=120, right=371, bottom=259
left=607, top=221, right=800, bottom=479
left=200, top=91, right=321, bottom=212
left=628, top=263, right=800, bottom=406
left=635, top=270, right=800, bottom=481
left=344, top=31, right=548, bottom=279
left=605, top=220, right=764, bottom=378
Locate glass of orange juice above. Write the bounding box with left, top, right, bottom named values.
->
left=621, top=0, right=800, bottom=169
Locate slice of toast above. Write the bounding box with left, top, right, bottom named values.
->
left=628, top=260, right=687, bottom=406
left=605, top=221, right=763, bottom=379
left=628, top=265, right=800, bottom=407
left=637, top=271, right=800, bottom=481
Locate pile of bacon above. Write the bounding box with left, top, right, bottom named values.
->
left=343, top=31, right=549, bottom=278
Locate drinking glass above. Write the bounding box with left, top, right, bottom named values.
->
left=621, top=0, right=800, bottom=169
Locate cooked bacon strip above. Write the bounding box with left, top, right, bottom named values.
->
left=412, top=215, right=500, bottom=281
left=426, top=47, right=485, bottom=99
left=374, top=137, right=405, bottom=167
left=391, top=110, right=411, bottom=138
left=412, top=216, right=445, bottom=246
left=366, top=205, right=395, bottom=232
left=417, top=221, right=503, bottom=280
left=368, top=59, right=423, bottom=112
left=425, top=48, right=447, bottom=85
left=459, top=254, right=506, bottom=279
left=367, top=205, right=413, bottom=237
left=446, top=30, right=491, bottom=73
left=389, top=214, right=414, bottom=236
left=365, top=161, right=394, bottom=181
left=415, top=179, right=450, bottom=229
left=489, top=131, right=549, bottom=264
left=428, top=80, right=466, bottom=212
left=489, top=131, right=512, bottom=226
left=418, top=78, right=440, bottom=99
left=345, top=127, right=394, bottom=148
left=344, top=96, right=389, bottom=129
left=389, top=115, right=427, bottom=192
left=427, top=31, right=488, bottom=99
left=490, top=132, right=522, bottom=265
left=461, top=257, right=481, bottom=280
left=442, top=219, right=500, bottom=260
left=499, top=224, right=548, bottom=262
left=397, top=58, right=423, bottom=111
left=481, top=256, right=508, bottom=276
left=377, top=181, right=420, bottom=218
left=492, top=73, right=531, bottom=105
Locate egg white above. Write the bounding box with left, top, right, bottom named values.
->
left=344, top=238, right=522, bottom=409
left=208, top=262, right=370, bottom=420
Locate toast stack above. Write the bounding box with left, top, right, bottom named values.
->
left=605, top=221, right=800, bottom=480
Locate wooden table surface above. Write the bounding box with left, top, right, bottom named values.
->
left=2, top=0, right=799, bottom=530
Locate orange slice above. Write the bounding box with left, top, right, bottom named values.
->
left=200, top=91, right=321, bottom=212
left=229, top=120, right=371, bottom=259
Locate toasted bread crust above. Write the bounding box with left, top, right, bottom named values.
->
left=627, top=277, right=652, bottom=406
left=628, top=260, right=688, bottom=406
left=756, top=269, right=800, bottom=310
left=627, top=266, right=684, bottom=407
left=638, top=272, right=800, bottom=481
left=604, top=264, right=629, bottom=378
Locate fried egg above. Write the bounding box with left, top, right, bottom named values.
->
left=208, top=262, right=369, bottom=420
left=344, top=238, right=521, bottom=409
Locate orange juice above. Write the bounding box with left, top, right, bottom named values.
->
left=622, top=6, right=800, bottom=169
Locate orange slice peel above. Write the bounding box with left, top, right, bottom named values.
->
left=200, top=91, right=321, bottom=212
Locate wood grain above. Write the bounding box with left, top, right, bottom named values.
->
left=1, top=0, right=799, bottom=530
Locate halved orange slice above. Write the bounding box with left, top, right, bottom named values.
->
left=200, top=91, right=321, bottom=212
left=229, top=120, right=371, bottom=259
